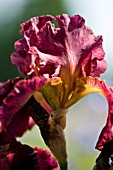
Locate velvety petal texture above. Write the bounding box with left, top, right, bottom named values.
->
left=0, top=76, right=47, bottom=137
left=11, top=14, right=106, bottom=79
left=0, top=140, right=58, bottom=170
left=0, top=78, right=21, bottom=105
left=93, top=140, right=113, bottom=170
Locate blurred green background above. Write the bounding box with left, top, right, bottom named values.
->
left=0, top=0, right=112, bottom=169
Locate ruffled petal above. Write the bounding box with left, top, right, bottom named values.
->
left=0, top=78, right=35, bottom=139
left=55, top=15, right=106, bottom=77
left=11, top=14, right=106, bottom=79
left=0, top=140, right=58, bottom=170
left=0, top=78, right=22, bottom=105
left=3, top=111, right=34, bottom=142
left=0, top=76, right=48, bottom=132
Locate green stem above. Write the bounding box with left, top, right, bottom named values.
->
left=27, top=97, right=68, bottom=169
left=59, top=161, right=68, bottom=170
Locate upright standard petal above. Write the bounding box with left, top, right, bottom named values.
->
left=11, top=14, right=106, bottom=78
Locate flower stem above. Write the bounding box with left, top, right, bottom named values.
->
left=28, top=98, right=68, bottom=169
left=47, top=109, right=68, bottom=170
left=59, top=161, right=68, bottom=170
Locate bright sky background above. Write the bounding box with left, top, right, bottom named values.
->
left=0, top=0, right=26, bottom=24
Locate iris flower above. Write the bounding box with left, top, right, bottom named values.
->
left=1, top=14, right=113, bottom=169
